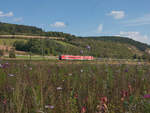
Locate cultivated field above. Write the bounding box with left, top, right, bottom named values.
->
left=0, top=60, right=150, bottom=113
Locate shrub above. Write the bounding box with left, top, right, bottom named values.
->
left=9, top=48, right=16, bottom=58
left=0, top=49, right=4, bottom=57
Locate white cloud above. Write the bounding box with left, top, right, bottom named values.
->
left=123, top=14, right=150, bottom=26
left=0, top=11, right=13, bottom=18
left=119, top=31, right=150, bottom=44
left=13, top=17, right=23, bottom=22
left=108, top=10, right=125, bottom=19
left=97, top=24, right=103, bottom=33
left=50, top=21, right=66, bottom=28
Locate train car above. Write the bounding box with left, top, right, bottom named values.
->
left=59, top=55, right=94, bottom=60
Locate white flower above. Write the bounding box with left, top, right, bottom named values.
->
left=37, top=110, right=44, bottom=113
left=0, top=64, right=3, bottom=68
left=68, top=73, right=72, bottom=76
left=8, top=74, right=15, bottom=77
left=45, top=105, right=54, bottom=109
left=57, top=87, right=62, bottom=90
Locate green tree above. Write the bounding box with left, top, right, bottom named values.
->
left=9, top=48, right=16, bottom=58
left=0, top=50, right=4, bottom=57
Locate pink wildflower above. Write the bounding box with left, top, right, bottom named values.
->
left=81, top=106, right=86, bottom=113
left=144, top=94, right=150, bottom=98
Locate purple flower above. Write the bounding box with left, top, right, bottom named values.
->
left=48, top=69, right=51, bottom=73
left=45, top=105, right=54, bottom=109
left=86, top=45, right=91, bottom=50
left=80, top=50, right=83, bottom=54
left=1, top=63, right=10, bottom=68
left=144, top=94, right=150, bottom=98
left=125, top=69, right=128, bottom=72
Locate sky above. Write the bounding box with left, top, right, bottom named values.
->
left=0, top=0, right=150, bottom=44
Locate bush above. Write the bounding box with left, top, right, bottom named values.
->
left=9, top=48, right=16, bottom=58
left=0, top=49, right=4, bottom=57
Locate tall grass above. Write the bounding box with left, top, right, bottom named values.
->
left=0, top=61, right=150, bottom=113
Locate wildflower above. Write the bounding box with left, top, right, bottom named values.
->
left=48, top=69, right=50, bottom=73
left=100, top=96, right=108, bottom=104
left=57, top=87, right=62, bottom=90
left=80, top=50, right=83, bottom=54
left=0, top=64, right=3, bottom=68
left=144, top=94, right=150, bottom=98
left=121, top=90, right=128, bottom=98
left=11, top=87, right=15, bottom=90
left=45, top=105, right=54, bottom=109
left=68, top=73, right=72, bottom=76
left=37, top=110, right=45, bottom=113
left=74, top=93, right=78, bottom=99
left=3, top=99, right=7, bottom=105
left=2, top=63, right=9, bottom=68
left=125, top=69, right=128, bottom=72
left=142, top=78, right=145, bottom=81
left=81, top=106, right=86, bottom=113
left=128, top=84, right=132, bottom=93
left=120, top=90, right=129, bottom=102
left=8, top=74, right=15, bottom=77
left=80, top=69, right=83, bottom=73
left=121, top=97, right=124, bottom=101
left=96, top=96, right=108, bottom=113
left=96, top=104, right=108, bottom=113
left=29, top=67, right=32, bottom=70
left=5, top=62, right=9, bottom=65
left=86, top=45, right=91, bottom=50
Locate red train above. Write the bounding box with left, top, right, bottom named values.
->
left=59, top=55, right=94, bottom=60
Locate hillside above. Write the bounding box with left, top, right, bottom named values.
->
left=0, top=22, right=75, bottom=39
left=84, top=36, right=150, bottom=51
left=0, top=22, right=150, bottom=59
left=12, top=38, right=146, bottom=59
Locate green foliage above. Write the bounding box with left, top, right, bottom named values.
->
left=0, top=22, right=44, bottom=35
left=0, top=22, right=76, bottom=40
left=13, top=38, right=146, bottom=59
left=13, top=40, right=28, bottom=51
left=9, top=48, right=16, bottom=58
left=0, top=49, right=4, bottom=57
left=69, top=90, right=79, bottom=113
left=84, top=36, right=150, bottom=52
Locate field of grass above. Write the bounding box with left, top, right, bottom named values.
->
left=54, top=40, right=77, bottom=48
left=3, top=55, right=57, bottom=60
left=0, top=39, right=26, bottom=46
left=0, top=61, right=150, bottom=113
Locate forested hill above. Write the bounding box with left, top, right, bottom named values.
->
left=0, top=22, right=150, bottom=57
left=83, top=36, right=150, bottom=51
left=0, top=22, right=43, bottom=35
left=0, top=22, right=75, bottom=39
